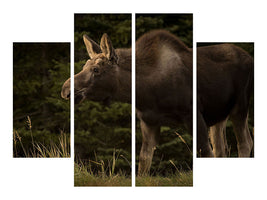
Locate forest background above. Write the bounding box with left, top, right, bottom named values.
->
left=13, top=43, right=70, bottom=157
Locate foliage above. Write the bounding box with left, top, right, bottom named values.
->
left=136, top=14, right=193, bottom=47
left=74, top=14, right=131, bottom=62
left=13, top=43, right=70, bottom=157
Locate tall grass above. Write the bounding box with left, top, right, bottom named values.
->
left=13, top=116, right=70, bottom=158
left=175, top=131, right=192, bottom=156
left=74, top=150, right=131, bottom=186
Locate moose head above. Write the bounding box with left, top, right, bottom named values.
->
left=61, top=33, right=123, bottom=104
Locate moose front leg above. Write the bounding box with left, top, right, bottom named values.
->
left=138, top=120, right=160, bottom=176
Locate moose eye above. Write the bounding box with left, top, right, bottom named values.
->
left=93, top=67, right=99, bottom=73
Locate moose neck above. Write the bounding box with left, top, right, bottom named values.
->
left=113, top=49, right=132, bottom=104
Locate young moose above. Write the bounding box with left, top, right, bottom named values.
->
left=61, top=31, right=253, bottom=176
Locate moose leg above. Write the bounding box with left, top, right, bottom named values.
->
left=138, top=120, right=160, bottom=176
left=209, top=118, right=228, bottom=157
left=231, top=112, right=253, bottom=157
left=197, top=111, right=214, bottom=157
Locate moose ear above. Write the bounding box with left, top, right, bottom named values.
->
left=83, top=35, right=101, bottom=59
left=100, top=33, right=118, bottom=63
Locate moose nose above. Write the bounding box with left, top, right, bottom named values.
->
left=61, top=78, right=71, bottom=100
left=61, top=89, right=70, bottom=100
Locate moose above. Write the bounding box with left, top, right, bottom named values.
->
left=61, top=30, right=253, bottom=176
left=61, top=33, right=131, bottom=105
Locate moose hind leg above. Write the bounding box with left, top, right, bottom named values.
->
left=197, top=111, right=214, bottom=157
left=138, top=120, right=160, bottom=176
left=209, top=118, right=228, bottom=157
left=231, top=112, right=253, bottom=157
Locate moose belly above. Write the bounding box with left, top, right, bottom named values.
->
left=200, top=95, right=236, bottom=127
left=137, top=108, right=190, bottom=127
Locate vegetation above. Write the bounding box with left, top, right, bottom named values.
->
left=13, top=43, right=70, bottom=157
left=74, top=150, right=131, bottom=186
left=75, top=167, right=131, bottom=186
left=136, top=171, right=193, bottom=186
left=136, top=14, right=193, bottom=47
left=13, top=117, right=70, bottom=158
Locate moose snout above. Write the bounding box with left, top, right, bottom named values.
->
left=61, top=79, right=71, bottom=100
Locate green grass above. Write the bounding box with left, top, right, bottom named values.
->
left=74, top=163, right=131, bottom=186
left=136, top=171, right=193, bottom=186
left=74, top=129, right=193, bottom=187
left=74, top=163, right=192, bottom=186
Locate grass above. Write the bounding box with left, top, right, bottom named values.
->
left=14, top=116, right=192, bottom=186
left=74, top=163, right=131, bottom=186
left=74, top=130, right=193, bottom=187
left=136, top=171, right=193, bottom=186
left=135, top=131, right=193, bottom=186
left=74, top=162, right=192, bottom=187
left=74, top=149, right=131, bottom=186
left=13, top=116, right=70, bottom=158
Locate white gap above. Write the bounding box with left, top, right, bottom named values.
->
left=131, top=13, right=136, bottom=187
left=70, top=15, right=75, bottom=186
left=192, top=13, right=196, bottom=185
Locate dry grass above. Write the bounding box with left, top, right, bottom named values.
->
left=74, top=162, right=131, bottom=186
left=13, top=116, right=70, bottom=158
left=175, top=131, right=192, bottom=155
left=74, top=150, right=131, bottom=186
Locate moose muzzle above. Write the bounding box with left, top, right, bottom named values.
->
left=61, top=78, right=71, bottom=100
